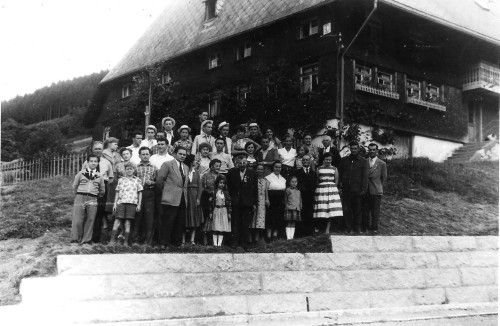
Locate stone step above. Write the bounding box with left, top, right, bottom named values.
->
left=17, top=287, right=499, bottom=324
left=21, top=265, right=498, bottom=303
left=56, top=236, right=498, bottom=276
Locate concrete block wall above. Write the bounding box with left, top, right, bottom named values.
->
left=18, top=236, right=498, bottom=324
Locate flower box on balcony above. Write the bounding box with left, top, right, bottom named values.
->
left=406, top=97, right=446, bottom=111
left=355, top=83, right=400, bottom=99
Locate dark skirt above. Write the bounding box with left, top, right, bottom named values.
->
left=200, top=191, right=213, bottom=232
left=266, top=190, right=285, bottom=230
left=186, top=188, right=203, bottom=228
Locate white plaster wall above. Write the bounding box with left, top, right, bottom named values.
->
left=412, top=135, right=463, bottom=162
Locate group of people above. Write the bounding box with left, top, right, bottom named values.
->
left=70, top=111, right=387, bottom=250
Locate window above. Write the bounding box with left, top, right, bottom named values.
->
left=355, top=65, right=372, bottom=85
left=121, top=85, right=130, bottom=98
left=103, top=127, right=111, bottom=141
left=299, top=19, right=319, bottom=39
left=300, top=63, right=319, bottom=93
left=236, top=43, right=252, bottom=60
left=237, top=84, right=251, bottom=102
left=208, top=53, right=221, bottom=69
left=208, top=97, right=221, bottom=117
left=205, top=0, right=217, bottom=21
left=406, top=79, right=421, bottom=99
left=161, top=72, right=172, bottom=84
left=425, top=84, right=440, bottom=101
left=377, top=70, right=394, bottom=92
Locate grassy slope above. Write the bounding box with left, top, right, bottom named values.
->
left=0, top=159, right=498, bottom=305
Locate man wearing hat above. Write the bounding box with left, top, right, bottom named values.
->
left=162, top=117, right=178, bottom=146
left=248, top=122, right=263, bottom=145
left=216, top=121, right=232, bottom=155
left=191, top=120, right=215, bottom=155
left=140, top=125, right=158, bottom=149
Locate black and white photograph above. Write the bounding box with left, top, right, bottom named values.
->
left=1, top=0, right=499, bottom=325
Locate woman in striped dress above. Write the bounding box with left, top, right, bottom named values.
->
left=313, top=152, right=342, bottom=234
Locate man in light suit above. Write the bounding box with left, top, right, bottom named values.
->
left=362, top=143, right=387, bottom=234
left=156, top=145, right=189, bottom=247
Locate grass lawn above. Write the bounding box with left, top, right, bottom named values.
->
left=0, top=159, right=498, bottom=305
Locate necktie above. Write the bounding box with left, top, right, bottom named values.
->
left=179, top=163, right=185, bottom=183
left=223, top=137, right=228, bottom=154
left=306, top=168, right=309, bottom=174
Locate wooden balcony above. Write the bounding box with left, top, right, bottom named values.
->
left=355, top=83, right=400, bottom=99
left=463, top=62, right=500, bottom=95
left=406, top=97, right=446, bottom=112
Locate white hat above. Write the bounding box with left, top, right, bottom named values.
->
left=218, top=121, right=229, bottom=130
left=201, top=120, right=213, bottom=129
left=248, top=122, right=258, bottom=128
left=162, top=116, right=176, bottom=127
left=178, top=125, right=191, bottom=133
left=146, top=125, right=157, bottom=133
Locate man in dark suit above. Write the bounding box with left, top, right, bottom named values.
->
left=226, top=153, right=258, bottom=250
left=161, top=117, right=179, bottom=146
left=318, top=135, right=341, bottom=168
left=155, top=146, right=189, bottom=247
left=293, top=154, right=316, bottom=237
left=257, top=137, right=280, bottom=176
left=338, top=142, right=369, bottom=234
left=362, top=143, right=387, bottom=234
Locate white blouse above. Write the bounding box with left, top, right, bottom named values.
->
left=265, top=173, right=287, bottom=191
left=278, top=147, right=297, bottom=167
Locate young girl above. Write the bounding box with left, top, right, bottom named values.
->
left=110, top=162, right=143, bottom=245
left=210, top=175, right=231, bottom=247
left=183, top=154, right=203, bottom=245
left=71, top=154, right=105, bottom=244
left=284, top=175, right=302, bottom=240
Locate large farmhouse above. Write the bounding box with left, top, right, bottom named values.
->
left=90, top=0, right=500, bottom=161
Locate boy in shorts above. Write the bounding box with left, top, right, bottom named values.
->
left=110, top=162, right=143, bottom=245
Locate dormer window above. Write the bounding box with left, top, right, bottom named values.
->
left=204, top=0, right=225, bottom=22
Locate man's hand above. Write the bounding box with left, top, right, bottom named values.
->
left=113, top=204, right=117, bottom=212
left=136, top=204, right=141, bottom=212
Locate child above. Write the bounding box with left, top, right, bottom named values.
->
left=110, top=162, right=143, bottom=245
left=210, top=175, right=231, bottom=247
left=284, top=175, right=302, bottom=240
left=71, top=154, right=105, bottom=244
left=196, top=142, right=212, bottom=176
left=183, top=154, right=203, bottom=245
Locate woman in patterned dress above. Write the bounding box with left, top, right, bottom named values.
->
left=250, top=164, right=269, bottom=243
left=200, top=159, right=221, bottom=245
left=313, top=152, right=342, bottom=234
left=172, top=125, right=193, bottom=154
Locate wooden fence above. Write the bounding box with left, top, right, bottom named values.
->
left=1, top=153, right=87, bottom=186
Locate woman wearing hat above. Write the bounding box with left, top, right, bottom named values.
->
left=162, top=117, right=178, bottom=146
left=172, top=125, right=193, bottom=154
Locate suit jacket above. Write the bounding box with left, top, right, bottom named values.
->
left=155, top=159, right=189, bottom=206
left=257, top=148, right=280, bottom=176
left=318, top=147, right=341, bottom=168
left=293, top=167, right=316, bottom=204
left=338, top=154, right=369, bottom=194
left=226, top=168, right=258, bottom=208
left=367, top=157, right=387, bottom=195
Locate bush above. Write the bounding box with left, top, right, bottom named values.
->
left=385, top=158, right=498, bottom=204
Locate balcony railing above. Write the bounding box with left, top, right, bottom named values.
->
left=463, top=62, right=500, bottom=94
left=355, top=83, right=400, bottom=99
left=406, top=97, right=446, bottom=112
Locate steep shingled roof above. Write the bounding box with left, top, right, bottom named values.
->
left=102, top=0, right=500, bottom=84
left=101, top=0, right=333, bottom=83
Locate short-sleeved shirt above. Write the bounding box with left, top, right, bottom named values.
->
left=212, top=152, right=234, bottom=173
left=116, top=176, right=143, bottom=205
left=265, top=173, right=287, bottom=191
left=150, top=152, right=174, bottom=170
left=278, top=148, right=297, bottom=167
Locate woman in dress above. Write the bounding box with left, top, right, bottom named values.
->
left=201, top=159, right=221, bottom=245
left=210, top=175, right=231, bottom=247
left=265, top=127, right=281, bottom=149
left=265, top=161, right=287, bottom=242
left=183, top=154, right=203, bottom=245
left=245, top=141, right=259, bottom=170
left=232, top=124, right=260, bottom=153
left=196, top=142, right=212, bottom=176
left=172, top=125, right=193, bottom=154
left=313, top=152, right=342, bottom=234
left=249, top=164, right=269, bottom=243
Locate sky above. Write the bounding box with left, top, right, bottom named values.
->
left=0, top=0, right=166, bottom=102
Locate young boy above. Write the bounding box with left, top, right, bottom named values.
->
left=135, top=147, right=158, bottom=245
left=110, top=162, right=143, bottom=245
left=71, top=154, right=105, bottom=244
